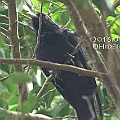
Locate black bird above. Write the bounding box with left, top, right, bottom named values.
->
left=31, top=13, right=102, bottom=120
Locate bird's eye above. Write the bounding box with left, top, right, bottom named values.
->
left=43, top=16, right=48, bottom=20
left=43, top=15, right=55, bottom=24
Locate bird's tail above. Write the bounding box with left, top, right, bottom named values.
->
left=75, top=96, right=97, bottom=120
left=95, top=91, right=102, bottom=120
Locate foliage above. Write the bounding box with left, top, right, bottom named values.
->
left=0, top=0, right=120, bottom=120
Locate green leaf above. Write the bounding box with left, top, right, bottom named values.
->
left=44, top=87, right=55, bottom=108
left=9, top=104, right=18, bottom=111
left=0, top=47, right=5, bottom=58
left=0, top=97, right=8, bottom=109
left=7, top=72, right=31, bottom=84
left=21, top=95, right=36, bottom=114
left=41, top=71, right=46, bottom=85
left=2, top=80, right=18, bottom=95
left=17, top=0, right=24, bottom=12
left=0, top=37, right=5, bottom=46
left=9, top=95, right=19, bottom=105
left=31, top=0, right=40, bottom=8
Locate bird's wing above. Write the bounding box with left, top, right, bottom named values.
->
left=63, top=29, right=90, bottom=69
left=64, top=29, right=102, bottom=119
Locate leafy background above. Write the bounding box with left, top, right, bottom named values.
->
left=0, top=0, right=120, bottom=119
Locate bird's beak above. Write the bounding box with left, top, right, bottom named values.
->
left=27, top=12, right=38, bottom=18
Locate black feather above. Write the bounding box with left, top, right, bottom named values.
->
left=31, top=13, right=102, bottom=120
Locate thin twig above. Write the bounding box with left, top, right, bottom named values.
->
left=40, top=88, right=56, bottom=100
left=62, top=18, right=71, bottom=28
left=108, top=14, right=120, bottom=29
left=0, top=14, right=33, bottom=31
left=36, top=74, right=55, bottom=102
left=32, top=4, right=43, bottom=59
left=53, top=99, right=66, bottom=118
left=0, top=76, right=9, bottom=81
left=0, top=26, right=9, bottom=37
left=25, top=2, right=43, bottom=75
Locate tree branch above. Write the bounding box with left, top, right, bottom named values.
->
left=113, top=0, right=120, bottom=8
left=0, top=107, right=54, bottom=120
left=6, top=0, right=28, bottom=105
left=0, top=58, right=107, bottom=78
